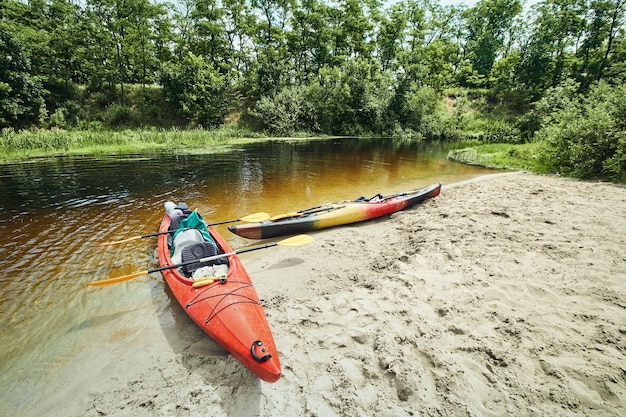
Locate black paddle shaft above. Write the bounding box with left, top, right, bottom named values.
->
left=148, top=242, right=279, bottom=274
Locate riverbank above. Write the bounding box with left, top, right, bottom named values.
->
left=21, top=171, right=625, bottom=417
left=0, top=127, right=273, bottom=162
left=0, top=128, right=509, bottom=170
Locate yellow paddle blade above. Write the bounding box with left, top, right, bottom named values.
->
left=240, top=212, right=271, bottom=222
left=99, top=235, right=142, bottom=246
left=276, top=234, right=313, bottom=247
left=192, top=278, right=216, bottom=288
left=270, top=212, right=302, bottom=221
left=87, top=270, right=149, bottom=287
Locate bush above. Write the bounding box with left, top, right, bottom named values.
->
left=402, top=86, right=454, bottom=139
left=514, top=111, right=542, bottom=143
left=303, top=66, right=356, bottom=135
left=104, top=104, right=137, bottom=127
left=536, top=80, right=626, bottom=181
left=249, top=86, right=313, bottom=135
left=160, top=52, right=234, bottom=128
left=250, top=59, right=397, bottom=136
left=48, top=107, right=67, bottom=128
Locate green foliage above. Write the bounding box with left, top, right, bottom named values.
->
left=306, top=66, right=355, bottom=134
left=605, top=37, right=626, bottom=82
left=250, top=59, right=397, bottom=136
left=462, top=112, right=519, bottom=143
left=488, top=52, right=520, bottom=102
left=49, top=107, right=67, bottom=128
left=535, top=80, right=626, bottom=181
left=513, top=111, right=542, bottom=143
left=104, top=104, right=138, bottom=128
left=249, top=86, right=313, bottom=135
left=421, top=39, right=457, bottom=92
left=0, top=26, right=47, bottom=129
left=30, top=84, right=179, bottom=129
left=399, top=85, right=454, bottom=140
left=160, top=52, right=234, bottom=128
left=463, top=0, right=522, bottom=78
left=341, top=58, right=395, bottom=135
left=458, top=63, right=487, bottom=89
left=250, top=65, right=354, bottom=135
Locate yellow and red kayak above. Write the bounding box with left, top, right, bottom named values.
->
left=229, top=183, right=441, bottom=239
left=157, top=204, right=281, bottom=382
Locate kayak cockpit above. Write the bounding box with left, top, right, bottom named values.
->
left=165, top=202, right=230, bottom=280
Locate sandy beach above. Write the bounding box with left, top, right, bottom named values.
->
left=25, top=172, right=625, bottom=417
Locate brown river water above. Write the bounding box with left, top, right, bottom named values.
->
left=0, top=137, right=498, bottom=413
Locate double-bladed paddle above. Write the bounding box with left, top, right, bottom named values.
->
left=99, top=212, right=271, bottom=246
left=87, top=234, right=313, bottom=287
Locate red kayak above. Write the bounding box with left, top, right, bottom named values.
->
left=229, top=183, right=441, bottom=239
left=157, top=203, right=281, bottom=382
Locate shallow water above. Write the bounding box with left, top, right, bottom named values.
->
left=0, top=137, right=498, bottom=413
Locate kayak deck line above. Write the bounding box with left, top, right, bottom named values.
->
left=185, top=282, right=259, bottom=324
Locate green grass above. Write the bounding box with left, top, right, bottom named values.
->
left=0, top=126, right=269, bottom=162
left=447, top=142, right=547, bottom=172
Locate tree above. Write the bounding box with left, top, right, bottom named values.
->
left=187, top=0, right=231, bottom=73
left=248, top=0, right=293, bottom=99
left=287, top=0, right=335, bottom=80
left=124, top=0, right=169, bottom=87
left=0, top=26, right=46, bottom=129
left=222, top=0, right=257, bottom=87
left=376, top=2, right=408, bottom=71
left=338, top=0, right=375, bottom=59
left=516, top=0, right=587, bottom=97
left=83, top=0, right=167, bottom=95
left=160, top=52, right=234, bottom=128
left=576, top=0, right=626, bottom=86
left=304, top=66, right=354, bottom=134
left=396, top=1, right=463, bottom=90
left=462, top=0, right=522, bottom=84
left=604, top=34, right=626, bottom=81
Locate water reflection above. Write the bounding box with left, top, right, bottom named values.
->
left=0, top=137, right=498, bottom=413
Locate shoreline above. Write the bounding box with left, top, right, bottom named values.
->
left=0, top=132, right=338, bottom=164
left=21, top=172, right=626, bottom=416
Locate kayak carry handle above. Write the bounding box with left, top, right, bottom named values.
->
left=250, top=340, right=272, bottom=363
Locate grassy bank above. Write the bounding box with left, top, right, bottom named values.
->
left=447, top=142, right=547, bottom=173
left=0, top=127, right=273, bottom=162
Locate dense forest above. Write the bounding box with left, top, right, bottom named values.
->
left=1, top=0, right=625, bottom=180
